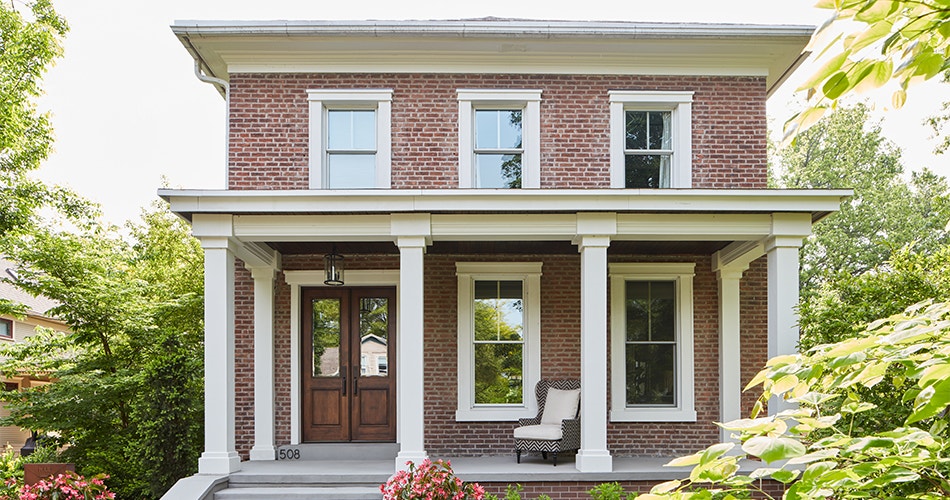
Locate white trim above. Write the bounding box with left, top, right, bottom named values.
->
left=249, top=266, right=276, bottom=461
left=609, top=263, right=696, bottom=422
left=455, top=262, right=542, bottom=421
left=609, top=91, right=693, bottom=189
left=457, top=89, right=542, bottom=189
left=307, top=89, right=393, bottom=189
left=284, top=270, right=400, bottom=445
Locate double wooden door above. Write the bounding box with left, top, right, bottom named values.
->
left=302, top=287, right=396, bottom=442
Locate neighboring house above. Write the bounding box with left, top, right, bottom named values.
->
left=0, top=260, right=63, bottom=450
left=161, top=19, right=851, bottom=499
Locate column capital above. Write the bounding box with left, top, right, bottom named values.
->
left=246, top=265, right=276, bottom=281
left=391, top=213, right=432, bottom=246
left=716, top=268, right=745, bottom=281
left=764, top=235, right=805, bottom=252
left=573, top=234, right=611, bottom=250
left=396, top=235, right=429, bottom=250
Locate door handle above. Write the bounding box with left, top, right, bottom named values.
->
left=342, top=366, right=347, bottom=396
left=353, top=366, right=360, bottom=396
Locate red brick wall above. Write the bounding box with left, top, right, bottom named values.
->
left=251, top=251, right=769, bottom=459
left=234, top=263, right=254, bottom=460
left=227, top=74, right=767, bottom=190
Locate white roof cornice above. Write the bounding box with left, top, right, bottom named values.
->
left=159, top=188, right=850, bottom=222
left=173, top=19, right=813, bottom=96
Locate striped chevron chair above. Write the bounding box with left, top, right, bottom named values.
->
left=513, top=379, right=581, bottom=466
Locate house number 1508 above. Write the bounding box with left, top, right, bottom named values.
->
left=278, top=448, right=301, bottom=460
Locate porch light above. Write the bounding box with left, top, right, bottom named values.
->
left=324, top=247, right=345, bottom=286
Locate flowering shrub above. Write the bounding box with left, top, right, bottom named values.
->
left=17, top=471, right=114, bottom=500
left=381, top=459, right=485, bottom=500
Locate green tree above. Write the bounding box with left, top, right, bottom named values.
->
left=0, top=0, right=86, bottom=236
left=787, top=0, right=950, bottom=138
left=0, top=205, right=203, bottom=499
left=644, top=300, right=950, bottom=500
left=773, top=103, right=950, bottom=295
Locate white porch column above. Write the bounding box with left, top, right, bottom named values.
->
left=766, top=213, right=810, bottom=414
left=248, top=266, right=276, bottom=461
left=198, top=237, right=241, bottom=474
left=574, top=213, right=615, bottom=472
left=715, top=267, right=744, bottom=441
left=395, top=235, right=428, bottom=468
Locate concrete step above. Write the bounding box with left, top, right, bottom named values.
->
left=215, top=486, right=382, bottom=500
left=275, top=443, right=399, bottom=461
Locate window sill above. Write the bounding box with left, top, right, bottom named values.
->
left=610, top=408, right=696, bottom=423
left=456, top=406, right=535, bottom=422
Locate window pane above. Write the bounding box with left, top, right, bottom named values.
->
left=359, top=297, right=389, bottom=377
left=624, top=154, right=671, bottom=188
left=626, top=343, right=675, bottom=406
left=648, top=111, right=671, bottom=150
left=625, top=281, right=649, bottom=342
left=650, top=281, right=676, bottom=341
left=474, top=280, right=523, bottom=341
left=475, top=110, right=522, bottom=149
left=327, top=110, right=376, bottom=150
left=312, top=298, right=341, bottom=377
left=328, top=153, right=376, bottom=189
left=625, top=111, right=647, bottom=150
left=476, top=153, right=522, bottom=188
left=0, top=320, right=10, bottom=338
left=474, top=343, right=523, bottom=404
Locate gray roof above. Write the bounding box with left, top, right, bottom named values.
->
left=0, top=259, right=59, bottom=319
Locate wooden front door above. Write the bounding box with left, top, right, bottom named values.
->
left=302, top=287, right=396, bottom=442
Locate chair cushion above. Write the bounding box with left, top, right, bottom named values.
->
left=540, top=387, right=580, bottom=425
left=513, top=424, right=562, bottom=440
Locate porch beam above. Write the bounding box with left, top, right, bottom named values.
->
left=574, top=213, right=615, bottom=473
left=197, top=236, right=241, bottom=474
left=395, top=227, right=429, bottom=468
left=766, top=213, right=811, bottom=415
left=248, top=266, right=276, bottom=461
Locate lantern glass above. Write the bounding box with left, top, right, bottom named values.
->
left=324, top=252, right=344, bottom=286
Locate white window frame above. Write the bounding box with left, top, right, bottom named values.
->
left=457, top=89, right=542, bottom=189
left=456, top=262, right=542, bottom=421
left=609, top=262, right=696, bottom=422
left=308, top=89, right=393, bottom=189
left=609, top=91, right=693, bottom=189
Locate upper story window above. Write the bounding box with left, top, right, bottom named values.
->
left=457, top=90, right=541, bottom=189
left=0, top=318, right=12, bottom=340
left=609, top=263, right=696, bottom=422
left=308, top=89, right=393, bottom=189
left=609, top=91, right=693, bottom=189
left=456, top=262, right=542, bottom=421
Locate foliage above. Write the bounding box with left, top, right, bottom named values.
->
left=17, top=471, right=114, bottom=500
left=588, top=482, right=638, bottom=500
left=0, top=204, right=204, bottom=499
left=644, top=300, right=950, bottom=499
left=786, top=0, right=950, bottom=139
left=0, top=0, right=88, bottom=237
left=381, top=459, right=486, bottom=500
left=773, top=103, right=950, bottom=295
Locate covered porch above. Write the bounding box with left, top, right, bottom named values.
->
left=161, top=188, right=849, bottom=480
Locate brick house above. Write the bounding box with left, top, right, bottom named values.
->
left=161, top=19, right=849, bottom=499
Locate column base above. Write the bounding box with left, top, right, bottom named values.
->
left=395, top=450, right=428, bottom=470
left=249, top=446, right=276, bottom=461
left=198, top=451, right=241, bottom=474
left=575, top=449, right=613, bottom=472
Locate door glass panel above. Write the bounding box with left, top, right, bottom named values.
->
left=359, top=297, right=389, bottom=377
left=312, top=298, right=341, bottom=377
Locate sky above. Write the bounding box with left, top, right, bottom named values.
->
left=33, top=0, right=950, bottom=225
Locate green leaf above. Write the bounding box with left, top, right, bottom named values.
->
left=854, top=1, right=899, bottom=23
left=787, top=449, right=840, bottom=465
left=650, top=480, right=681, bottom=494
left=797, top=51, right=852, bottom=91
left=908, top=378, right=950, bottom=424
left=666, top=453, right=701, bottom=467
left=771, top=469, right=801, bottom=484
left=822, top=71, right=851, bottom=100
left=892, top=89, right=907, bottom=109
left=699, top=443, right=736, bottom=465
left=801, top=461, right=838, bottom=483
left=742, top=436, right=807, bottom=464
left=846, top=19, right=894, bottom=51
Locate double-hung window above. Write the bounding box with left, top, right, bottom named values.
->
left=456, top=262, right=542, bottom=421
left=609, top=91, right=693, bottom=189
left=308, top=89, right=393, bottom=189
left=0, top=319, right=11, bottom=340
left=458, top=90, right=541, bottom=189
left=609, top=263, right=696, bottom=422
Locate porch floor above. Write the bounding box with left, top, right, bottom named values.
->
left=229, top=455, right=697, bottom=486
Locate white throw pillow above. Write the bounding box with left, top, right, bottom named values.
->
left=540, top=387, right=580, bottom=425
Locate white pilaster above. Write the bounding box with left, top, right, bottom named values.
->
left=248, top=266, right=276, bottom=461
left=198, top=237, right=241, bottom=474
left=766, top=213, right=810, bottom=415
left=395, top=235, right=428, bottom=468
left=574, top=230, right=613, bottom=473
left=715, top=267, right=744, bottom=442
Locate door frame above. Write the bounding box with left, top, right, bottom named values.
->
left=285, top=270, right=400, bottom=445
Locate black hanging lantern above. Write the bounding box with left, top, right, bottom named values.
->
left=324, top=246, right=345, bottom=286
